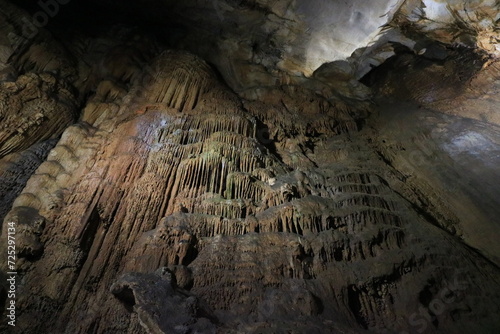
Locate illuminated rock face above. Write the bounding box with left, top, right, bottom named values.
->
left=0, top=1, right=500, bottom=334
left=0, top=2, right=78, bottom=159
left=82, top=0, right=499, bottom=96
left=0, top=48, right=498, bottom=334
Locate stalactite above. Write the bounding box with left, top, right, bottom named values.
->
left=3, top=42, right=499, bottom=334
left=0, top=73, right=78, bottom=158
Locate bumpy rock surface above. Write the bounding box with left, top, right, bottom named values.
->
left=66, top=0, right=500, bottom=96
left=1, top=1, right=500, bottom=334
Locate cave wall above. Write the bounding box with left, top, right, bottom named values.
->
left=0, top=1, right=500, bottom=333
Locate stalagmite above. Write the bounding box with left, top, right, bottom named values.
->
left=1, top=1, right=500, bottom=333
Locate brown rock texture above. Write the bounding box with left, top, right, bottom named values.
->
left=0, top=138, right=57, bottom=230
left=0, top=1, right=499, bottom=334
left=0, top=73, right=78, bottom=157
left=0, top=48, right=499, bottom=334
left=0, top=0, right=79, bottom=158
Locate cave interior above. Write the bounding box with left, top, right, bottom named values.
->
left=1, top=0, right=500, bottom=333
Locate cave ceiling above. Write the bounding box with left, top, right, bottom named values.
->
left=8, top=0, right=500, bottom=96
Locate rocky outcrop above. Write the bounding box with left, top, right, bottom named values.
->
left=360, top=38, right=500, bottom=267
left=391, top=0, right=500, bottom=57
left=0, top=73, right=78, bottom=157
left=0, top=139, right=57, bottom=224
left=363, top=46, right=498, bottom=121
left=1, top=1, right=500, bottom=334
left=110, top=268, right=217, bottom=334
left=1, top=47, right=499, bottom=334
left=0, top=1, right=79, bottom=157
left=430, top=60, right=500, bottom=126
left=41, top=0, right=499, bottom=98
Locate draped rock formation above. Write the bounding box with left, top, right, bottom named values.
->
left=1, top=1, right=500, bottom=333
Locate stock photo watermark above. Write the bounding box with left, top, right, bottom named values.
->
left=5, top=221, right=17, bottom=327
left=7, top=0, right=72, bottom=46
left=400, top=270, right=469, bottom=334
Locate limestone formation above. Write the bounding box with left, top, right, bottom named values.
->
left=0, top=73, right=78, bottom=158
left=0, top=1, right=499, bottom=334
